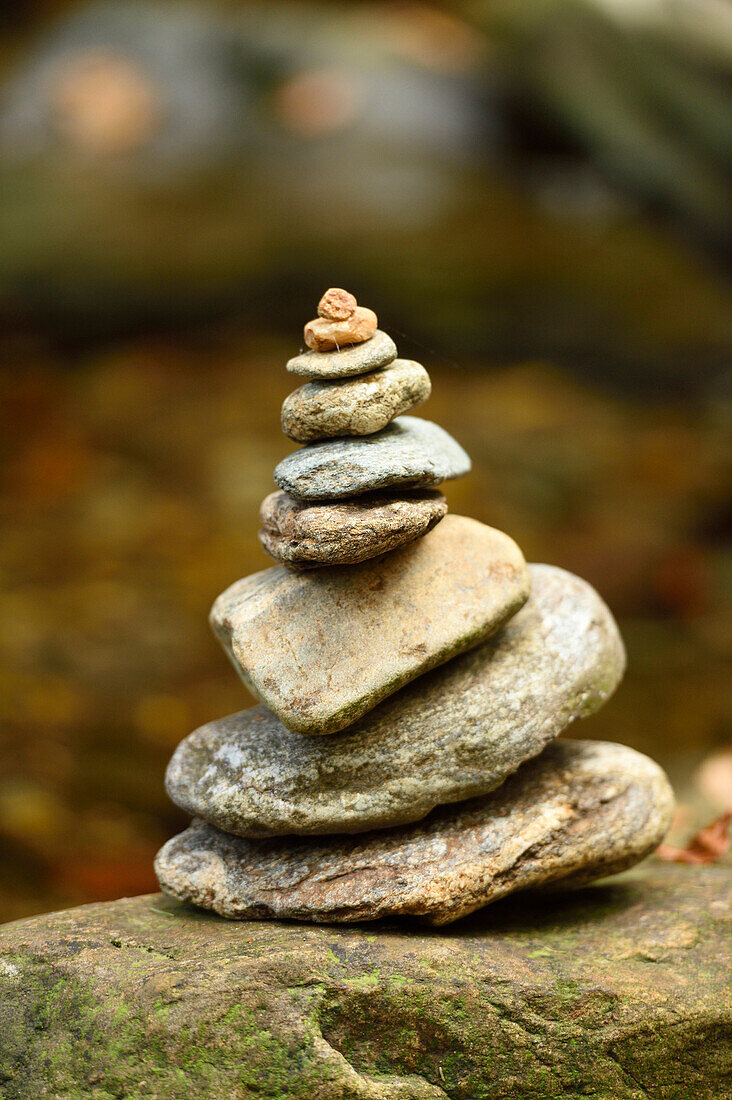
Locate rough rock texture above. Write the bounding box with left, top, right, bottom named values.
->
left=281, top=359, right=432, bottom=443
left=2, top=863, right=729, bottom=1100
left=259, top=489, right=447, bottom=569
left=169, top=565, right=625, bottom=836
left=317, top=287, right=357, bottom=320
left=287, top=329, right=397, bottom=379
left=304, top=307, right=377, bottom=352
left=274, top=416, right=471, bottom=500
left=157, top=741, right=674, bottom=925
left=210, top=515, right=529, bottom=735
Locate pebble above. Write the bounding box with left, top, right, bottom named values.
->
left=281, top=359, right=431, bottom=443
left=209, top=515, right=529, bottom=735
left=155, top=740, right=675, bottom=925
left=168, top=565, right=626, bottom=836
left=317, top=287, right=357, bottom=320
left=274, top=416, right=470, bottom=500
left=286, top=330, right=397, bottom=379
left=259, top=489, right=447, bottom=568
left=304, top=307, right=377, bottom=352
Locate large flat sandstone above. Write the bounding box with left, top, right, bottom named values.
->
left=156, top=741, right=675, bottom=925
left=281, top=359, right=431, bottom=442
left=2, top=863, right=729, bottom=1098
left=210, top=515, right=529, bottom=735
left=274, top=416, right=471, bottom=499
left=169, top=565, right=625, bottom=836
left=259, top=489, right=447, bottom=568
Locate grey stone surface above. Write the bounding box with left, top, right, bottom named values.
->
left=259, top=489, right=447, bottom=568
left=3, top=865, right=730, bottom=1099
left=286, top=329, right=397, bottom=379
left=156, top=740, right=675, bottom=925
left=169, top=565, right=625, bottom=836
left=274, top=416, right=471, bottom=500
left=281, top=359, right=431, bottom=442
left=209, top=515, right=529, bottom=735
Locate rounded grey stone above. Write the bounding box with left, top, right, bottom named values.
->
left=274, top=416, right=471, bottom=500
left=259, top=489, right=447, bottom=568
left=209, top=515, right=529, bottom=735
left=156, top=740, right=675, bottom=925
left=168, top=565, right=626, bottom=836
left=281, top=359, right=432, bottom=442
left=286, top=330, right=397, bottom=379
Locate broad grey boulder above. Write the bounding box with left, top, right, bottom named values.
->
left=156, top=740, right=675, bottom=925
left=169, top=564, right=625, bottom=836
left=259, top=489, right=447, bottom=568
left=273, top=416, right=471, bottom=499
left=2, top=863, right=729, bottom=1098
left=281, top=359, right=431, bottom=442
left=210, top=515, right=529, bottom=735
left=286, top=329, right=397, bottom=378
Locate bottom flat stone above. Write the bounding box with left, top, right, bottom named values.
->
left=155, top=740, right=674, bottom=926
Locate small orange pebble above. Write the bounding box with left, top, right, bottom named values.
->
left=304, top=306, right=377, bottom=352
left=318, top=287, right=357, bottom=321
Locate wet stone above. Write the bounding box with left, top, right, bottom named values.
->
left=259, top=489, right=447, bottom=568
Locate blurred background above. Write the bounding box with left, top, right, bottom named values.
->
left=0, top=0, right=730, bottom=922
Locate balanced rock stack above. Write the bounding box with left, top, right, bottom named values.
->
left=155, top=290, right=674, bottom=926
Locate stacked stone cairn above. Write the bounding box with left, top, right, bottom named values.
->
left=155, top=289, right=675, bottom=926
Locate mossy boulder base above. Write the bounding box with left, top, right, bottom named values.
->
left=157, top=741, right=673, bottom=924
left=1, top=863, right=729, bottom=1099
left=210, top=515, right=529, bottom=735
left=168, top=565, right=625, bottom=836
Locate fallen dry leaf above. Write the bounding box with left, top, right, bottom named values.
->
left=656, top=813, right=731, bottom=864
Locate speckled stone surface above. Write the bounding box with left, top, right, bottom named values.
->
left=286, top=330, right=397, bottom=379
left=281, top=359, right=431, bottom=442
left=156, top=740, right=675, bottom=925
left=209, top=515, right=529, bottom=735
left=259, top=489, right=447, bottom=568
left=3, top=865, right=729, bottom=1098
left=274, top=416, right=471, bottom=500
left=168, top=565, right=625, bottom=836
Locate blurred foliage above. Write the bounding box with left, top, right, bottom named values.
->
left=0, top=0, right=729, bottom=390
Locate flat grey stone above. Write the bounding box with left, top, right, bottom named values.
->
left=286, top=330, right=397, bottom=379
left=281, top=359, right=431, bottom=442
left=209, top=515, right=529, bottom=735
left=168, top=565, right=626, bottom=836
left=274, top=416, right=471, bottom=500
left=259, top=489, right=447, bottom=568
left=156, top=740, right=675, bottom=925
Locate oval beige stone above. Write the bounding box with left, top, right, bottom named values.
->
left=210, top=514, right=529, bottom=735
left=281, top=359, right=431, bottom=443
left=259, top=489, right=447, bottom=568
left=155, top=740, right=675, bottom=925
